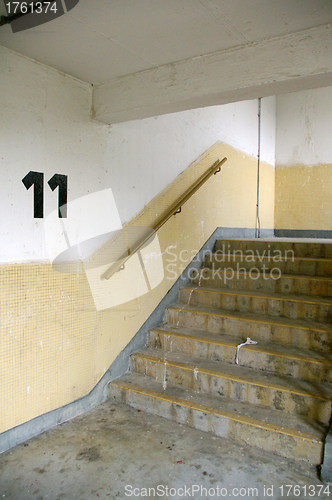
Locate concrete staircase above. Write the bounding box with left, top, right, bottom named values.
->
left=109, top=239, right=332, bottom=464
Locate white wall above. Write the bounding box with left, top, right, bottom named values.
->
left=0, top=47, right=276, bottom=264
left=0, top=48, right=110, bottom=264
left=104, top=96, right=276, bottom=224
left=276, top=86, right=332, bottom=167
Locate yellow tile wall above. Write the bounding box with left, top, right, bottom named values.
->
left=275, top=164, right=332, bottom=230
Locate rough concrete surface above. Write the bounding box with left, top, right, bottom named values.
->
left=0, top=400, right=329, bottom=500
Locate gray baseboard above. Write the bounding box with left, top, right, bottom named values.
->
left=275, top=229, right=332, bottom=239
left=0, top=226, right=272, bottom=454
left=211, top=227, right=274, bottom=239
left=321, top=427, right=332, bottom=484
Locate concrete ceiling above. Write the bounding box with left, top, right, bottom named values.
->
left=1, top=0, right=332, bottom=85
left=1, top=0, right=332, bottom=124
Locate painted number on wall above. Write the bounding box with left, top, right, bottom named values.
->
left=22, top=171, right=68, bottom=218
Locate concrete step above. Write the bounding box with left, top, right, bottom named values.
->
left=109, top=372, right=326, bottom=464
left=179, top=286, right=332, bottom=323
left=149, top=325, right=332, bottom=384
left=204, top=254, right=332, bottom=277
left=191, top=269, right=332, bottom=298
left=165, top=304, right=332, bottom=352
left=112, top=239, right=332, bottom=465
left=214, top=239, right=332, bottom=259
left=131, top=348, right=332, bottom=424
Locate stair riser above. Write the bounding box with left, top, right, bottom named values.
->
left=109, top=384, right=323, bottom=464
left=150, top=331, right=332, bottom=384
left=191, top=270, right=332, bottom=297
left=131, top=355, right=331, bottom=424
left=179, top=288, right=332, bottom=323
left=214, top=240, right=332, bottom=259
left=204, top=256, right=332, bottom=277
left=166, top=308, right=332, bottom=352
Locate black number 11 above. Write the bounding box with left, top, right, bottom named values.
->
left=22, top=171, right=68, bottom=219
left=48, top=174, right=68, bottom=218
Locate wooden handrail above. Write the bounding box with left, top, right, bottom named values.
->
left=103, top=157, right=227, bottom=280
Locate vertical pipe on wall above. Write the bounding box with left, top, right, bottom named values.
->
left=256, top=97, right=262, bottom=238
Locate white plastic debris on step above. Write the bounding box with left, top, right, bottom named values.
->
left=235, top=337, right=258, bottom=364
left=166, top=334, right=173, bottom=352
left=194, top=367, right=199, bottom=380
left=163, top=360, right=167, bottom=390
left=176, top=274, right=203, bottom=326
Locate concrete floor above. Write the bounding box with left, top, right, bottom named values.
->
left=0, top=400, right=329, bottom=500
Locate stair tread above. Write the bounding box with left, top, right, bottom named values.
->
left=196, top=268, right=332, bottom=281
left=207, top=254, right=332, bottom=263
left=151, top=324, right=332, bottom=364
left=168, top=303, right=332, bottom=332
left=133, top=347, right=332, bottom=400
left=111, top=372, right=326, bottom=440
left=215, top=238, right=332, bottom=243
left=181, top=285, right=332, bottom=305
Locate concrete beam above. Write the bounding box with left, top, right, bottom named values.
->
left=93, top=24, right=332, bottom=124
